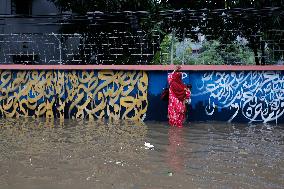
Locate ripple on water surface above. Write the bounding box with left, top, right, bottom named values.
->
left=0, top=118, right=283, bottom=189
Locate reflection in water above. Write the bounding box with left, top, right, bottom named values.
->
left=0, top=119, right=283, bottom=189
left=166, top=127, right=186, bottom=173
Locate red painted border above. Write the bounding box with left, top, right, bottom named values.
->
left=0, top=64, right=283, bottom=71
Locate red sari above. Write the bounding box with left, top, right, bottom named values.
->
left=168, top=72, right=191, bottom=127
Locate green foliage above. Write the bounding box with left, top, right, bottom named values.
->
left=152, top=34, right=178, bottom=64
left=195, top=40, right=254, bottom=65
left=194, top=40, right=224, bottom=65
left=152, top=35, right=255, bottom=65
left=49, top=0, right=282, bottom=65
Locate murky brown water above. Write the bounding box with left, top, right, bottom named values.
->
left=0, top=118, right=283, bottom=189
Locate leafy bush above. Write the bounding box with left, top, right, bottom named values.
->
left=152, top=35, right=255, bottom=65
left=152, top=34, right=178, bottom=64
left=195, top=40, right=255, bottom=65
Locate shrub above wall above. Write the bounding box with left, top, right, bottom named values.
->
left=152, top=36, right=255, bottom=65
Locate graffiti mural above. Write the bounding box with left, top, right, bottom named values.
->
left=3, top=69, right=284, bottom=123
left=0, top=70, right=148, bottom=121
left=195, top=71, right=284, bottom=123
left=146, top=70, right=284, bottom=123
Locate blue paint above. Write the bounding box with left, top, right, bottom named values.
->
left=2, top=69, right=284, bottom=123
left=147, top=72, right=168, bottom=96
left=147, top=71, right=284, bottom=123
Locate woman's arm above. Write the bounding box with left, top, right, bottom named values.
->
left=169, top=65, right=182, bottom=83
left=172, top=65, right=182, bottom=74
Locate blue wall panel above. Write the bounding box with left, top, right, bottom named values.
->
left=147, top=71, right=284, bottom=123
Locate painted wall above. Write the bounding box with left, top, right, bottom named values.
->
left=147, top=70, right=284, bottom=123
left=0, top=70, right=148, bottom=121
left=0, top=69, right=284, bottom=123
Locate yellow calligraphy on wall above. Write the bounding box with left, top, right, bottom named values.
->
left=0, top=70, right=148, bottom=121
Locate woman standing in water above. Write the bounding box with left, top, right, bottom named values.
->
left=168, top=65, right=191, bottom=127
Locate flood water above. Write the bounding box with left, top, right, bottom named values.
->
left=0, top=119, right=283, bottom=189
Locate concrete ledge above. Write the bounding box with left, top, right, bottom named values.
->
left=0, top=64, right=283, bottom=71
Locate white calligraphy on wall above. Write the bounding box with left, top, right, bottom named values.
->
left=167, top=72, right=188, bottom=79
left=198, top=71, right=284, bottom=123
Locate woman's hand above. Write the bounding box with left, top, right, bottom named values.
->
left=173, top=65, right=182, bottom=73
left=176, top=65, right=182, bottom=71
